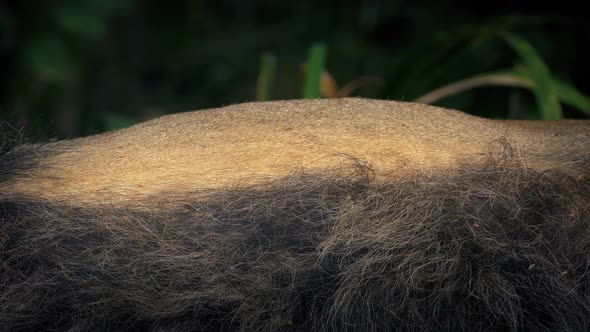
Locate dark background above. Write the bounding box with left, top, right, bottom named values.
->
left=1, top=0, right=589, bottom=139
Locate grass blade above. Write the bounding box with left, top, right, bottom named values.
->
left=302, top=43, right=327, bottom=99
left=256, top=52, right=277, bottom=101
left=415, top=72, right=528, bottom=104
left=502, top=33, right=562, bottom=119
left=554, top=81, right=590, bottom=116
left=417, top=68, right=590, bottom=117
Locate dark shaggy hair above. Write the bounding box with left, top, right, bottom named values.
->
left=1, top=141, right=590, bottom=331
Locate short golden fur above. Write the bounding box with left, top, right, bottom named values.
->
left=2, top=98, right=588, bottom=206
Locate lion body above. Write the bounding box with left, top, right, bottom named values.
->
left=2, top=98, right=588, bottom=206
left=1, top=98, right=589, bottom=331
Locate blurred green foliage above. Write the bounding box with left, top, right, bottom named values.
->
left=256, top=53, right=276, bottom=102
left=302, top=43, right=327, bottom=99
left=502, top=34, right=562, bottom=120
left=0, top=1, right=589, bottom=139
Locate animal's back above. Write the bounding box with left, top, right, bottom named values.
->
left=2, top=98, right=588, bottom=207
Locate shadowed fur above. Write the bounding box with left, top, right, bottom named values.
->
left=1, top=99, right=590, bottom=331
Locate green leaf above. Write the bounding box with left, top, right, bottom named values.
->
left=256, top=52, right=277, bottom=101
left=511, top=68, right=590, bottom=116
left=554, top=81, right=590, bottom=116
left=502, top=33, right=562, bottom=119
left=302, top=43, right=327, bottom=99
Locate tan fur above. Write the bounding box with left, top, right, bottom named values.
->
left=3, top=98, right=589, bottom=206
left=2, top=98, right=590, bottom=330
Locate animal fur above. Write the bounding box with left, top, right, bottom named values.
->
left=1, top=98, right=589, bottom=331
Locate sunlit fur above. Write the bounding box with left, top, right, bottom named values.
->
left=1, top=99, right=589, bottom=331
